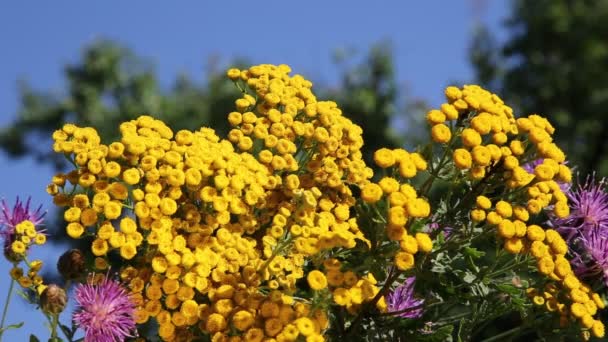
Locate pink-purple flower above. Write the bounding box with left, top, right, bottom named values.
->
left=0, top=196, right=45, bottom=253
left=551, top=176, right=608, bottom=242
left=571, top=233, right=608, bottom=286
left=73, top=274, right=137, bottom=342
left=386, top=276, right=424, bottom=318
left=549, top=176, right=608, bottom=287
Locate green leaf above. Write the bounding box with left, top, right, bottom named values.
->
left=496, top=283, right=522, bottom=296
left=464, top=246, right=485, bottom=259
left=416, top=325, right=454, bottom=342
left=29, top=334, right=41, bottom=342
left=0, top=321, right=24, bottom=333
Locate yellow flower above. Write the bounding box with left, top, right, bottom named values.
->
left=64, top=207, right=82, bottom=222
left=66, top=222, right=85, bottom=239
left=104, top=201, right=122, bottom=220
left=361, top=183, right=383, bottom=203
left=537, top=256, right=554, bottom=275
left=415, top=233, right=433, bottom=252
left=395, top=252, right=415, bottom=270
left=332, top=288, right=351, bottom=306
left=497, top=220, right=515, bottom=239
left=119, top=243, right=137, bottom=260
left=470, top=209, right=486, bottom=222
left=476, top=196, right=492, bottom=210
left=307, top=270, right=328, bottom=290
left=431, top=124, right=451, bottom=144
left=592, top=320, right=605, bottom=338
left=461, top=128, right=482, bottom=147
left=11, top=240, right=26, bottom=255
left=441, top=103, right=459, bottom=120
left=379, top=177, right=400, bottom=194
left=453, top=149, right=472, bottom=169
left=232, top=310, right=255, bottom=331
left=526, top=225, right=545, bottom=241
left=373, top=148, right=395, bottom=168
left=504, top=238, right=523, bottom=254
left=495, top=201, right=512, bottom=218
left=426, top=109, right=446, bottom=125
left=295, top=317, right=315, bottom=337
left=91, top=239, right=108, bottom=256
left=400, top=235, right=418, bottom=254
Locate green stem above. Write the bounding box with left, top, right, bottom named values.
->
left=50, top=314, right=59, bottom=340
left=479, top=324, right=527, bottom=342
left=0, top=277, right=16, bottom=341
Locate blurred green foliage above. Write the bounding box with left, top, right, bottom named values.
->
left=1, top=40, right=408, bottom=172
left=470, top=0, right=608, bottom=175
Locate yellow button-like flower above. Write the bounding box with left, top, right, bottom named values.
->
left=307, top=270, right=328, bottom=291
left=431, top=123, right=451, bottom=144
left=453, top=148, right=472, bottom=169
left=361, top=183, right=383, bottom=204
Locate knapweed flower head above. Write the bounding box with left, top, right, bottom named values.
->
left=0, top=196, right=45, bottom=228
left=386, top=276, right=424, bottom=318
left=572, top=233, right=608, bottom=286
left=73, top=274, right=137, bottom=342
left=551, top=176, right=608, bottom=241
left=0, top=196, right=46, bottom=261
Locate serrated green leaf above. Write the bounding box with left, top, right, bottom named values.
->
left=464, top=246, right=485, bottom=259
left=30, top=334, right=41, bottom=342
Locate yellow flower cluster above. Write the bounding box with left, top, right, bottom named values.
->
left=322, top=258, right=388, bottom=313
left=426, top=85, right=602, bottom=338
left=47, top=64, right=398, bottom=341
left=9, top=220, right=46, bottom=258
left=367, top=148, right=434, bottom=271
left=527, top=283, right=605, bottom=339
left=9, top=258, right=45, bottom=293
left=427, top=86, right=604, bottom=337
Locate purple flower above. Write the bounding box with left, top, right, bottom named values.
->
left=73, top=275, right=137, bottom=342
left=386, top=277, right=424, bottom=318
left=522, top=159, right=545, bottom=175
left=429, top=222, right=452, bottom=239
left=551, top=176, right=608, bottom=242
left=571, top=233, right=608, bottom=286
left=0, top=196, right=45, bottom=230
left=0, top=197, right=46, bottom=256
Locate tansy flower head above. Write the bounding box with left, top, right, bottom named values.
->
left=386, top=276, right=424, bottom=318
left=73, top=274, right=137, bottom=342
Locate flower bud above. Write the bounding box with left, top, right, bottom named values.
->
left=40, top=284, right=67, bottom=314
left=57, top=249, right=86, bottom=280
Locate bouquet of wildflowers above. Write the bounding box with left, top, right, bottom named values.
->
left=0, top=64, right=606, bottom=341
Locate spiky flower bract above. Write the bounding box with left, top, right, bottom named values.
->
left=386, top=276, right=424, bottom=318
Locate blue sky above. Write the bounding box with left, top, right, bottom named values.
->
left=0, top=1, right=508, bottom=340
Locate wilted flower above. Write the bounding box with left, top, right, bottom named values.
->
left=57, top=249, right=86, bottom=280
left=73, top=274, right=137, bottom=342
left=40, top=284, right=67, bottom=315
left=386, top=276, right=424, bottom=318
left=551, top=176, right=608, bottom=241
